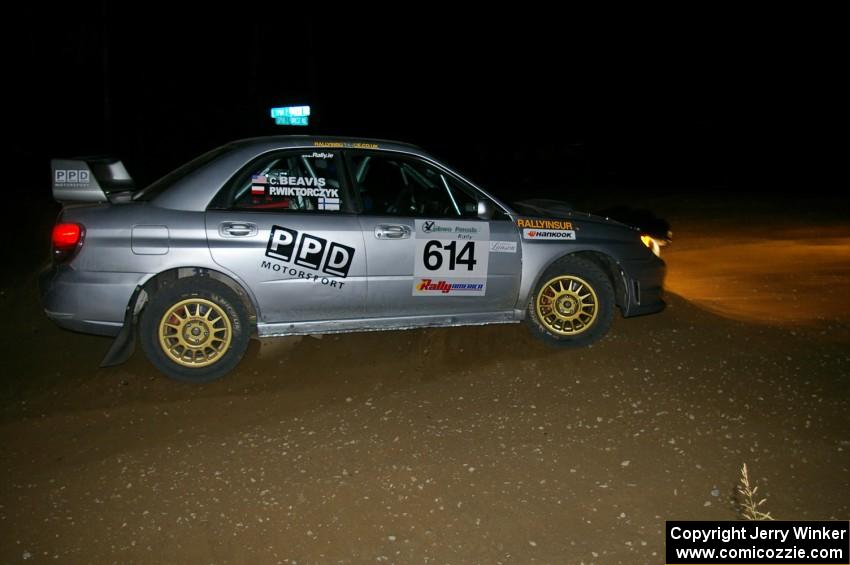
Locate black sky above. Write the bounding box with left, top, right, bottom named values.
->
left=8, top=6, right=844, bottom=199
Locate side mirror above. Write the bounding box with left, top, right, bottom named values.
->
left=477, top=199, right=494, bottom=220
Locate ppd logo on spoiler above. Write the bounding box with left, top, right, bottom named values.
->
left=265, top=225, right=355, bottom=278
left=54, top=169, right=90, bottom=185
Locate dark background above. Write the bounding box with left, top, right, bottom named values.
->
left=6, top=6, right=844, bottom=208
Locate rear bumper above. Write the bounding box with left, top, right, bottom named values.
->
left=40, top=264, right=145, bottom=337
left=619, top=255, right=666, bottom=317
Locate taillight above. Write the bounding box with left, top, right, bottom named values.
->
left=52, top=222, right=84, bottom=262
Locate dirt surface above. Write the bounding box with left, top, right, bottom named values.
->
left=2, top=193, right=849, bottom=563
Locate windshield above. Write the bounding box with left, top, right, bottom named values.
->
left=133, top=145, right=232, bottom=201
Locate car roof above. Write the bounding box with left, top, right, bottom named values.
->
left=225, top=135, right=424, bottom=155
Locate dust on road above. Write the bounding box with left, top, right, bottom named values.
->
left=666, top=224, right=850, bottom=327
left=1, top=194, right=848, bottom=563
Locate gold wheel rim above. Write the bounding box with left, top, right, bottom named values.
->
left=158, top=298, right=232, bottom=368
left=535, top=275, right=599, bottom=336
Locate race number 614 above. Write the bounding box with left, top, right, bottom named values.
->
left=423, top=240, right=477, bottom=271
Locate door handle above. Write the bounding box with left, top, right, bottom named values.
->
left=219, top=221, right=258, bottom=237
left=375, top=224, right=411, bottom=239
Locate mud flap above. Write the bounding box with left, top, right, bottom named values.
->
left=100, top=287, right=141, bottom=367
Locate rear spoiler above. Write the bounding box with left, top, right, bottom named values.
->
left=51, top=157, right=135, bottom=204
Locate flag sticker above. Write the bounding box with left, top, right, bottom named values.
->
left=251, top=174, right=267, bottom=195
left=318, top=197, right=340, bottom=211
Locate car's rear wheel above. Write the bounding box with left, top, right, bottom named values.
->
left=140, top=278, right=249, bottom=382
left=526, top=256, right=615, bottom=347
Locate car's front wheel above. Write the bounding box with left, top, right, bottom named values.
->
left=140, top=278, right=249, bottom=382
left=526, top=256, right=615, bottom=347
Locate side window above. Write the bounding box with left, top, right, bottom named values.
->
left=217, top=150, right=347, bottom=212
left=349, top=153, right=483, bottom=218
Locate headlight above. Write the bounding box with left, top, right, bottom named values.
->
left=640, top=233, right=664, bottom=257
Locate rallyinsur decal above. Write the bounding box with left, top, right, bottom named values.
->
left=516, top=217, right=578, bottom=241
left=516, top=218, right=574, bottom=230
left=413, top=219, right=489, bottom=296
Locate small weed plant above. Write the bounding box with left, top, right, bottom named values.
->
left=737, top=463, right=774, bottom=521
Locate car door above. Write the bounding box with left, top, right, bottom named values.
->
left=348, top=151, right=522, bottom=318
left=205, top=149, right=366, bottom=324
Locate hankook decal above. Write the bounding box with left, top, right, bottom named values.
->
left=522, top=228, right=576, bottom=240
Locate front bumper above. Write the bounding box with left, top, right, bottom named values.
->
left=40, top=264, right=146, bottom=337
left=619, top=255, right=666, bottom=317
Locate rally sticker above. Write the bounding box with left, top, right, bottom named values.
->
left=517, top=217, right=577, bottom=241
left=318, top=197, right=340, bottom=211
left=314, top=141, right=379, bottom=149
left=251, top=174, right=267, bottom=195
left=413, top=219, right=489, bottom=296
left=54, top=169, right=91, bottom=187
left=251, top=174, right=341, bottom=206
left=415, top=278, right=486, bottom=295
left=489, top=240, right=517, bottom=253
left=262, top=225, right=355, bottom=291
left=522, top=228, right=576, bottom=240
left=266, top=175, right=338, bottom=198
left=516, top=217, right=574, bottom=230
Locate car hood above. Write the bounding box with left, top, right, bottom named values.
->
left=511, top=198, right=634, bottom=230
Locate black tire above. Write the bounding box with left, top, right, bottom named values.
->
left=140, top=277, right=250, bottom=382
left=526, top=256, right=615, bottom=347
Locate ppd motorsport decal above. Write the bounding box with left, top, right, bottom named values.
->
left=263, top=225, right=354, bottom=290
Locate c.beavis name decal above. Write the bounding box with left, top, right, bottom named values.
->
left=251, top=174, right=340, bottom=199
left=263, top=225, right=355, bottom=290
left=269, top=175, right=327, bottom=187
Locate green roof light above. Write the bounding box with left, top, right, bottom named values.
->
left=270, top=106, right=311, bottom=125
left=275, top=116, right=309, bottom=126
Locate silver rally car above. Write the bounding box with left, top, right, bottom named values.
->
left=42, top=136, right=665, bottom=382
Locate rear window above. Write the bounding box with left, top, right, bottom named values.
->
left=133, top=145, right=232, bottom=201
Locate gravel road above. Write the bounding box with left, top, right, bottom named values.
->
left=2, top=194, right=848, bottom=563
